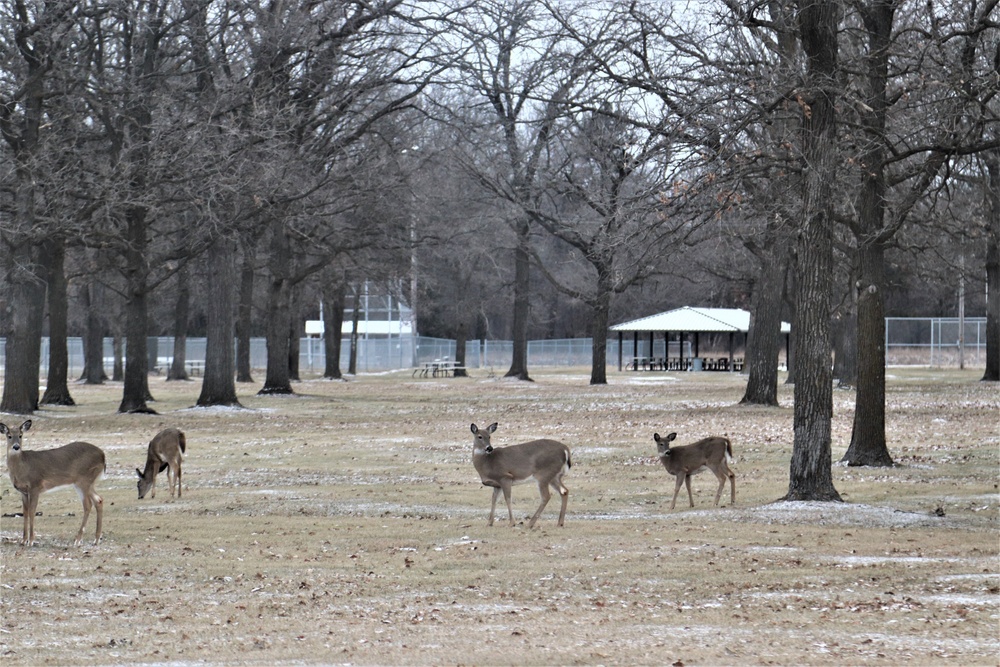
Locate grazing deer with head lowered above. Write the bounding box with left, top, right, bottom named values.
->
left=470, top=422, right=572, bottom=528
left=1, top=420, right=106, bottom=546
left=653, top=432, right=736, bottom=510
left=136, top=428, right=186, bottom=499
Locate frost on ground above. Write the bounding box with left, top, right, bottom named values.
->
left=735, top=500, right=954, bottom=528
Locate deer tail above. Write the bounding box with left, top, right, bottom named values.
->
left=178, top=431, right=187, bottom=454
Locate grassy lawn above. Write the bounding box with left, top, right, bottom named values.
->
left=1, top=367, right=997, bottom=665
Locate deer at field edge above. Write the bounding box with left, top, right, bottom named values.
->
left=1, top=420, right=106, bottom=546
left=654, top=432, right=736, bottom=510
left=470, top=422, right=572, bottom=528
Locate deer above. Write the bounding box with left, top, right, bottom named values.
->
left=653, top=432, right=736, bottom=510
left=136, top=427, right=186, bottom=499
left=470, top=422, right=572, bottom=528
left=1, top=420, right=106, bottom=547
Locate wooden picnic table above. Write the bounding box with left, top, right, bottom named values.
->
left=413, top=360, right=467, bottom=378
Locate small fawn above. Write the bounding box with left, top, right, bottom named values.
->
left=654, top=432, right=736, bottom=509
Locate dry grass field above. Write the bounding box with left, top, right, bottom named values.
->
left=1, top=367, right=997, bottom=666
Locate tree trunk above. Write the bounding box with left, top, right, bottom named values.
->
left=349, top=285, right=360, bottom=375
left=236, top=242, right=255, bottom=383
left=197, top=237, right=240, bottom=407
left=118, top=206, right=155, bottom=414
left=259, top=219, right=294, bottom=395
left=842, top=244, right=894, bottom=466
left=112, top=332, right=124, bottom=381
left=841, top=0, right=894, bottom=466
left=40, top=237, right=75, bottom=406
left=741, top=243, right=789, bottom=405
left=167, top=266, right=191, bottom=381
left=288, top=287, right=300, bottom=382
left=323, top=273, right=346, bottom=380
left=983, top=148, right=1000, bottom=382
left=1, top=245, right=45, bottom=415
left=589, top=275, right=611, bottom=385
left=833, top=276, right=858, bottom=388
left=80, top=276, right=107, bottom=384
left=0, top=0, right=48, bottom=415
left=784, top=0, right=842, bottom=502
left=454, top=323, right=470, bottom=378
left=505, top=218, right=532, bottom=381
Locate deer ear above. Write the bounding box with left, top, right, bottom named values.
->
left=159, top=462, right=168, bottom=473
left=666, top=433, right=677, bottom=442
left=136, top=468, right=143, bottom=478
left=0, top=423, right=8, bottom=435
left=471, top=424, right=478, bottom=434
left=488, top=422, right=498, bottom=433
left=21, top=419, right=32, bottom=432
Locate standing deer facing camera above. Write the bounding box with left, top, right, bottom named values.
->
left=654, top=432, right=736, bottom=510
left=136, top=427, right=186, bottom=499
left=1, top=420, right=106, bottom=546
left=470, top=422, right=572, bottom=528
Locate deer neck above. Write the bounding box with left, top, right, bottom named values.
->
left=6, top=449, right=34, bottom=491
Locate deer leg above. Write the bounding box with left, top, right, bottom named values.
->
left=669, top=475, right=684, bottom=510
left=488, top=487, right=501, bottom=526
left=74, top=488, right=93, bottom=547
left=175, top=459, right=182, bottom=498
left=500, top=479, right=515, bottom=527
left=552, top=477, right=569, bottom=527
left=21, top=491, right=38, bottom=546
left=685, top=474, right=695, bottom=507
left=166, top=464, right=176, bottom=498
left=91, top=489, right=104, bottom=545
left=712, top=467, right=728, bottom=505
left=528, top=480, right=552, bottom=529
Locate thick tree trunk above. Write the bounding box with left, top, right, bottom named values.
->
left=259, top=219, right=294, bottom=395
left=842, top=244, right=894, bottom=466
left=167, top=266, right=191, bottom=381
left=112, top=333, right=124, bottom=381
left=833, top=277, right=858, bottom=388
left=40, top=237, right=75, bottom=406
left=323, top=275, right=346, bottom=380
left=454, top=323, right=470, bottom=378
left=841, top=0, right=894, bottom=466
left=1, top=246, right=45, bottom=415
left=983, top=148, right=1000, bottom=382
left=119, top=207, right=155, bottom=414
left=236, top=244, right=255, bottom=383
left=589, top=275, right=611, bottom=385
left=741, top=243, right=789, bottom=405
left=505, top=218, right=532, bottom=381
left=197, top=238, right=240, bottom=406
left=81, top=277, right=107, bottom=384
left=785, top=0, right=842, bottom=502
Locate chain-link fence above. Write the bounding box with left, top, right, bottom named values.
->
left=3, top=317, right=989, bottom=377
left=885, top=317, right=987, bottom=367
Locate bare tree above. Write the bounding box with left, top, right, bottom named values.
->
left=440, top=0, right=590, bottom=381
left=0, top=0, right=76, bottom=414
left=840, top=0, right=999, bottom=465
left=984, top=147, right=1000, bottom=382
left=784, top=0, right=843, bottom=501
